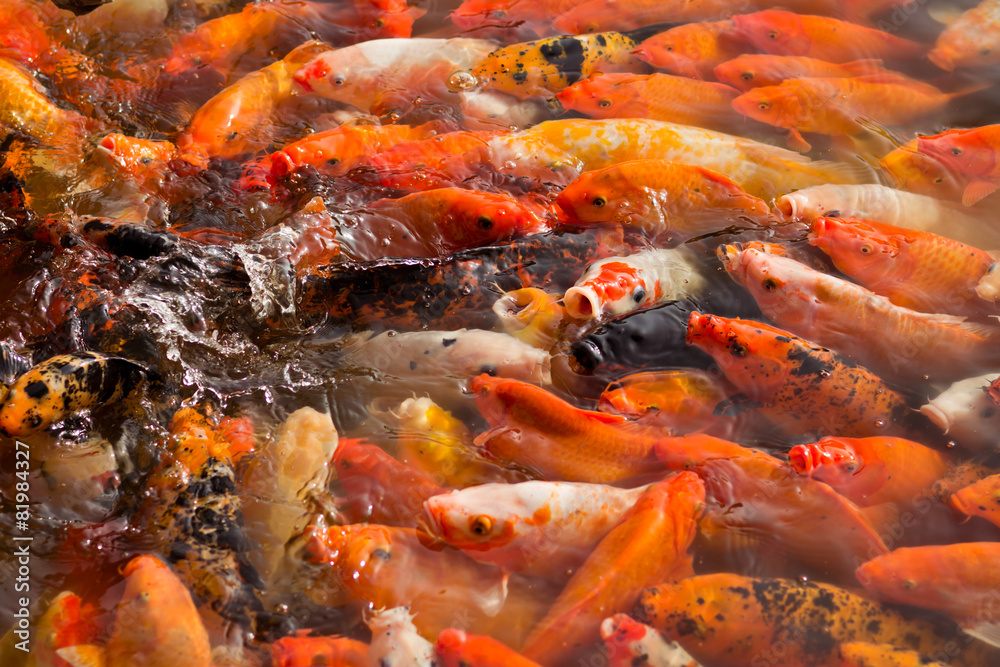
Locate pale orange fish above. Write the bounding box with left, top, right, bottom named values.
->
left=856, top=542, right=1000, bottom=646
left=638, top=573, right=1000, bottom=667
left=808, top=216, right=995, bottom=316
left=950, top=474, right=1000, bottom=529
left=520, top=472, right=705, bottom=665
left=633, top=21, right=746, bottom=80
left=728, top=10, right=928, bottom=63
left=788, top=436, right=952, bottom=507
left=472, top=374, right=664, bottom=483
left=555, top=159, right=770, bottom=242
left=929, top=0, right=1000, bottom=71
left=732, top=75, right=975, bottom=152
left=917, top=124, right=1000, bottom=206
left=879, top=137, right=968, bottom=201
left=555, top=73, right=749, bottom=134
left=714, top=54, right=888, bottom=91
left=719, top=244, right=1000, bottom=384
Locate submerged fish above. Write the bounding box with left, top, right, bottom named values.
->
left=929, top=0, right=1000, bottom=71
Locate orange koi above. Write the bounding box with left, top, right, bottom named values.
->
left=366, top=130, right=507, bottom=190
left=879, top=137, right=968, bottom=202
left=341, top=187, right=547, bottom=261
left=471, top=32, right=647, bottom=100
left=728, top=10, right=927, bottom=63
left=492, top=287, right=571, bottom=351
left=555, top=159, right=770, bottom=242
left=333, top=439, right=447, bottom=527
left=0, top=57, right=90, bottom=147
left=654, top=434, right=889, bottom=580
left=597, top=369, right=736, bottom=436
left=520, top=472, right=705, bottom=665
left=808, top=216, right=995, bottom=316
left=950, top=474, right=1000, bottom=529
left=600, top=614, right=698, bottom=667
left=714, top=54, right=888, bottom=91
left=633, top=21, right=746, bottom=80
left=31, top=591, right=102, bottom=667
left=685, top=313, right=917, bottom=438
left=555, top=72, right=748, bottom=133
left=270, top=633, right=368, bottom=667
left=917, top=124, right=1000, bottom=206
left=929, top=0, right=1000, bottom=71
left=564, top=247, right=706, bottom=321
left=175, top=40, right=332, bottom=161
left=423, top=480, right=647, bottom=575
left=472, top=374, right=664, bottom=483
left=436, top=629, right=542, bottom=667
left=838, top=642, right=949, bottom=667
left=553, top=0, right=752, bottom=34
left=450, top=0, right=583, bottom=35
left=637, top=573, right=1000, bottom=667
left=354, top=0, right=423, bottom=40
left=856, top=542, right=1000, bottom=646
left=268, top=123, right=434, bottom=180
left=788, top=436, right=952, bottom=507
left=90, top=134, right=178, bottom=191
left=732, top=75, right=972, bottom=152
left=305, top=522, right=508, bottom=638
left=718, top=244, right=1000, bottom=384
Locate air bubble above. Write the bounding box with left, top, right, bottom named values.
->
left=447, top=70, right=478, bottom=91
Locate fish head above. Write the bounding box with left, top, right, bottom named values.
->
left=92, top=133, right=174, bottom=185
left=713, top=56, right=764, bottom=91
left=731, top=10, right=811, bottom=56
left=633, top=28, right=708, bottom=78
left=442, top=190, right=545, bottom=245
left=731, top=85, right=805, bottom=130
left=598, top=370, right=724, bottom=422
left=450, top=0, right=521, bottom=30
left=555, top=75, right=648, bottom=119
left=293, top=51, right=368, bottom=107
left=855, top=551, right=947, bottom=611
left=354, top=0, right=420, bottom=39
left=808, top=217, right=899, bottom=282
left=918, top=131, right=998, bottom=179
left=556, top=167, right=650, bottom=225
left=880, top=139, right=964, bottom=199
left=422, top=487, right=523, bottom=563
left=492, top=287, right=565, bottom=349
left=788, top=438, right=863, bottom=484
left=564, top=260, right=656, bottom=320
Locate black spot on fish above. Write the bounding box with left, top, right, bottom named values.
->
left=538, top=37, right=587, bottom=85
left=24, top=381, right=48, bottom=399
left=512, top=71, right=527, bottom=82
left=787, top=348, right=833, bottom=377
left=442, top=338, right=457, bottom=347
left=409, top=361, right=417, bottom=370
left=596, top=34, right=607, bottom=46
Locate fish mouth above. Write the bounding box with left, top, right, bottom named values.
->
left=775, top=194, right=800, bottom=220
left=564, top=286, right=601, bottom=320
left=918, top=403, right=952, bottom=433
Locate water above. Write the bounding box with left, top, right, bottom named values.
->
left=2, top=0, right=1000, bottom=665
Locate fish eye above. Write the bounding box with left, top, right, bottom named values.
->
left=632, top=288, right=646, bottom=303
left=333, top=76, right=346, bottom=86
left=762, top=278, right=778, bottom=291
left=598, top=99, right=612, bottom=108
left=469, top=515, right=493, bottom=536
left=665, top=45, right=673, bottom=51
left=843, top=461, right=859, bottom=473
left=758, top=101, right=771, bottom=111
left=859, top=244, right=874, bottom=254
left=493, top=9, right=507, bottom=18
left=371, top=547, right=391, bottom=560
left=375, top=18, right=385, bottom=27
left=768, top=30, right=779, bottom=39
left=730, top=341, right=749, bottom=357
left=951, top=147, right=963, bottom=156
left=592, top=196, right=607, bottom=208
left=477, top=215, right=493, bottom=229
left=479, top=364, right=498, bottom=376
left=902, top=578, right=917, bottom=589
left=741, top=72, right=754, bottom=81
left=140, top=157, right=152, bottom=165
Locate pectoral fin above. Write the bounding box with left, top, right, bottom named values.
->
left=963, top=180, right=999, bottom=207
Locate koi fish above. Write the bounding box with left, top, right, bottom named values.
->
left=728, top=10, right=927, bottom=63
left=788, top=436, right=952, bottom=507
left=978, top=262, right=1000, bottom=302
left=334, top=439, right=447, bottom=527
left=175, top=40, right=332, bottom=161
left=599, top=614, right=699, bottom=667
left=856, top=542, right=1000, bottom=647
left=775, top=183, right=1000, bottom=248
left=879, top=137, right=968, bottom=202
left=808, top=216, right=995, bottom=316
left=471, top=118, right=871, bottom=200
left=470, top=32, right=647, bottom=100
left=492, top=287, right=570, bottom=351
left=917, top=124, right=1000, bottom=206
left=597, top=369, right=736, bottom=436
left=718, top=244, right=1000, bottom=384
left=436, top=629, right=542, bottom=667
left=59, top=556, right=212, bottom=667
left=28, top=592, right=101, bottom=667
left=472, top=374, right=664, bottom=483
left=305, top=522, right=508, bottom=638
left=554, top=73, right=747, bottom=133
left=950, top=474, right=1000, bottom=529
left=714, top=54, right=888, bottom=91
left=268, top=123, right=434, bottom=180
left=270, top=633, right=368, bottom=667
left=0, top=353, right=145, bottom=436
left=341, top=187, right=547, bottom=261
left=89, top=134, right=178, bottom=191
left=365, top=129, right=507, bottom=190
left=0, top=57, right=91, bottom=147
left=732, top=75, right=970, bottom=152
left=294, top=38, right=497, bottom=113
left=423, top=480, right=647, bottom=576
left=920, top=373, right=1000, bottom=451
left=838, top=642, right=948, bottom=667
left=633, top=21, right=746, bottom=80
left=451, top=0, right=583, bottom=35
left=654, top=434, right=889, bottom=581
left=554, top=0, right=754, bottom=34
left=929, top=0, right=1000, bottom=71
left=520, top=472, right=705, bottom=665
left=685, top=312, right=917, bottom=438
left=367, top=607, right=438, bottom=667
left=564, top=247, right=707, bottom=321
left=637, top=573, right=1000, bottom=667
left=556, top=159, right=770, bottom=242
